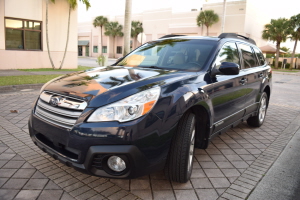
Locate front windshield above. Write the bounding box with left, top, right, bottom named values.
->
left=116, top=39, right=217, bottom=72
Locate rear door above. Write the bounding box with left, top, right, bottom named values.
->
left=210, top=42, right=248, bottom=133
left=237, top=43, right=267, bottom=116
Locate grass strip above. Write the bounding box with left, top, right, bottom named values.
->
left=18, top=65, right=93, bottom=72
left=0, top=74, right=63, bottom=86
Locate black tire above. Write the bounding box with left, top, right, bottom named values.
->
left=164, top=111, right=196, bottom=183
left=247, top=92, right=268, bottom=127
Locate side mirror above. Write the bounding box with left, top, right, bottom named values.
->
left=219, top=62, right=240, bottom=75
left=211, top=62, right=240, bottom=76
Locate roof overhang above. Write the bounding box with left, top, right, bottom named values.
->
left=78, top=40, right=89, bottom=46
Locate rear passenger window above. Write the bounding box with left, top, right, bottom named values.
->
left=253, top=47, right=266, bottom=66
left=238, top=44, right=257, bottom=68
left=215, top=42, right=240, bottom=69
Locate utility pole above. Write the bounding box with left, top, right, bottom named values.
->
left=221, top=0, right=226, bottom=33
left=123, top=0, right=132, bottom=56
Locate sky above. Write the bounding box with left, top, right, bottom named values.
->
left=78, top=0, right=300, bottom=52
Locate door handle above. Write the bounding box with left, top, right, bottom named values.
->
left=239, top=78, right=247, bottom=85
left=258, top=73, right=264, bottom=78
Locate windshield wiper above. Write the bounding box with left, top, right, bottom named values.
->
left=141, top=66, right=163, bottom=69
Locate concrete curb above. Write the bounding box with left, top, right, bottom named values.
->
left=272, top=71, right=300, bottom=76
left=0, top=83, right=43, bottom=93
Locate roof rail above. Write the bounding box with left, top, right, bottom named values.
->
left=159, top=34, right=186, bottom=39
left=218, top=33, right=256, bottom=45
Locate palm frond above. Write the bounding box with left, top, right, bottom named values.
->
left=104, top=22, right=124, bottom=37
left=93, top=16, right=108, bottom=28
left=196, top=10, right=219, bottom=28
left=131, top=21, right=143, bottom=38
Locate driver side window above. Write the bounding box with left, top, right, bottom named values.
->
left=215, top=42, right=240, bottom=70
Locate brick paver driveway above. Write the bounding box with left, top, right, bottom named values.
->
left=0, top=73, right=299, bottom=200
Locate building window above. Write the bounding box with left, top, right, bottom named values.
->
left=117, top=46, right=122, bottom=54
left=102, top=46, right=107, bottom=53
left=5, top=18, right=42, bottom=50
left=93, top=46, right=98, bottom=53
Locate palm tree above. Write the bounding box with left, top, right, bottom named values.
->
left=131, top=21, right=143, bottom=49
left=93, top=16, right=108, bottom=55
left=47, top=0, right=91, bottom=69
left=289, top=14, right=300, bottom=70
left=262, top=18, right=291, bottom=69
left=104, top=22, right=124, bottom=58
left=196, top=10, right=219, bottom=36
left=123, top=0, right=132, bottom=56
left=46, top=0, right=55, bottom=69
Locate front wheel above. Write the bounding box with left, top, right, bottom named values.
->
left=164, top=112, right=196, bottom=183
left=247, top=92, right=268, bottom=127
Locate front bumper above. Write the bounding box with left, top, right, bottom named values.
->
left=31, top=134, right=155, bottom=178
left=28, top=112, right=171, bottom=178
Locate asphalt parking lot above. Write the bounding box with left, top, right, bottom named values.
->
left=0, top=73, right=300, bottom=200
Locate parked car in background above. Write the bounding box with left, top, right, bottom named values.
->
left=29, top=33, right=271, bottom=183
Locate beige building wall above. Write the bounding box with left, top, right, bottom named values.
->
left=203, top=0, right=268, bottom=47
left=5, top=0, right=42, bottom=20
left=78, top=0, right=270, bottom=58
left=244, top=0, right=269, bottom=47
left=203, top=1, right=247, bottom=36
left=0, top=0, right=4, bottom=50
left=0, top=0, right=78, bottom=69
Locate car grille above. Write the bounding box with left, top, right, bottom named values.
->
left=35, top=91, right=87, bottom=129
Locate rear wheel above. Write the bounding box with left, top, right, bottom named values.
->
left=247, top=92, right=268, bottom=127
left=165, top=111, right=196, bottom=183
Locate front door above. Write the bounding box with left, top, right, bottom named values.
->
left=78, top=46, right=82, bottom=56
left=85, top=46, right=89, bottom=56
left=210, top=42, right=248, bottom=133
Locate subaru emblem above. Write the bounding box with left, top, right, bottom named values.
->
left=49, top=96, right=60, bottom=107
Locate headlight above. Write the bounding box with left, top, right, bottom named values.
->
left=87, top=87, right=161, bottom=122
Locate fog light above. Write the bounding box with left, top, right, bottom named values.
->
left=107, top=156, right=126, bottom=172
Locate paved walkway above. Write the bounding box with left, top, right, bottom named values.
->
left=0, top=74, right=299, bottom=199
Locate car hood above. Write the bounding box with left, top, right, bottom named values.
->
left=43, top=66, right=194, bottom=107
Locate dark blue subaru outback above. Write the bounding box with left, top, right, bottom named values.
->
left=29, top=33, right=271, bottom=183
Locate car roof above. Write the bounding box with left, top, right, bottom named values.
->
left=156, top=35, right=220, bottom=42
left=156, top=33, right=256, bottom=46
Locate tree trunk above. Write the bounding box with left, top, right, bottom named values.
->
left=123, top=0, right=132, bottom=56
left=275, top=42, right=280, bottom=69
left=206, top=25, right=209, bottom=36
left=132, top=37, right=135, bottom=50
left=59, top=4, right=71, bottom=69
left=113, top=36, right=115, bottom=58
left=290, top=39, right=298, bottom=70
left=46, top=0, right=55, bottom=69
left=221, top=0, right=226, bottom=33
left=100, top=26, right=103, bottom=55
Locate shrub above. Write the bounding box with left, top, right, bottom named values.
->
left=285, top=63, right=290, bottom=69
left=96, top=55, right=106, bottom=66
